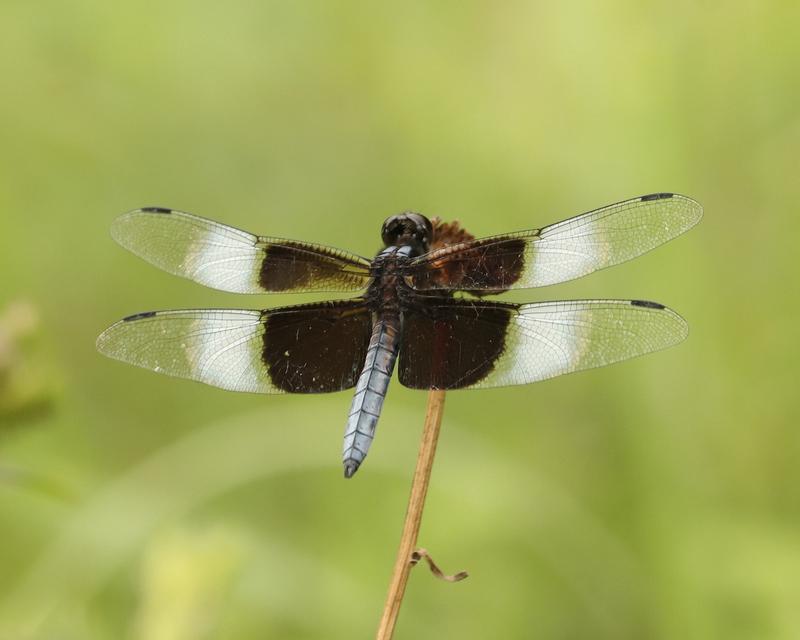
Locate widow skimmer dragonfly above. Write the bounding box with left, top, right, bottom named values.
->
left=97, top=193, right=701, bottom=477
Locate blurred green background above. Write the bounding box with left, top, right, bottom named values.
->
left=1, top=1, right=798, bottom=639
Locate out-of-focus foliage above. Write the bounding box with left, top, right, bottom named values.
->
left=0, top=301, right=56, bottom=424
left=0, top=1, right=798, bottom=639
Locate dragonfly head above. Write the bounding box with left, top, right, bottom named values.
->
left=381, top=212, right=433, bottom=255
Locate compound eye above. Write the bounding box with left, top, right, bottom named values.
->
left=417, top=215, right=433, bottom=247
left=381, top=212, right=433, bottom=251
left=381, top=216, right=403, bottom=246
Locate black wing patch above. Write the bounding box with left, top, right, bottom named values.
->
left=399, top=299, right=515, bottom=389
left=262, top=300, right=373, bottom=393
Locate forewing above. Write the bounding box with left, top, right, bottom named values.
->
left=398, top=298, right=687, bottom=390
left=97, top=300, right=373, bottom=393
left=406, top=193, right=702, bottom=292
left=111, top=208, right=373, bottom=293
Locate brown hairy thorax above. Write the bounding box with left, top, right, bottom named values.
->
left=428, top=217, right=475, bottom=251
left=416, top=216, right=527, bottom=297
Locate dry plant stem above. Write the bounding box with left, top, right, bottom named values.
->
left=376, top=389, right=447, bottom=640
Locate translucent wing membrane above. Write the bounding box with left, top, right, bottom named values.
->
left=111, top=208, right=373, bottom=293
left=399, top=298, right=688, bottom=390
left=96, top=301, right=373, bottom=393
left=405, top=193, right=703, bottom=292
left=97, top=309, right=270, bottom=392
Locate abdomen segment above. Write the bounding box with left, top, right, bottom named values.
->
left=342, top=317, right=401, bottom=477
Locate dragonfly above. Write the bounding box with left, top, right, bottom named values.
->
left=97, top=192, right=702, bottom=477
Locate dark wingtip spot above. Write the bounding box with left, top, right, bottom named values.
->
left=631, top=299, right=665, bottom=310
left=640, top=193, right=674, bottom=202
left=123, top=311, right=157, bottom=322
left=140, top=207, right=172, bottom=214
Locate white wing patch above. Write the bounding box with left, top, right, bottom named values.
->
left=96, top=310, right=276, bottom=393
